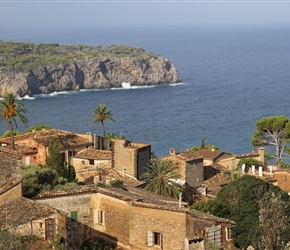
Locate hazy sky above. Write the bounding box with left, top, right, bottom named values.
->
left=1, top=1, right=290, bottom=28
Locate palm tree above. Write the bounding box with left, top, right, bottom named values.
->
left=0, top=93, right=29, bottom=150
left=140, top=159, right=182, bottom=199
left=90, top=104, right=115, bottom=137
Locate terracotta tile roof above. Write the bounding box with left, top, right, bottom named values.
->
left=0, top=129, right=66, bottom=143
left=0, top=147, right=22, bottom=158
left=32, top=184, right=183, bottom=208
left=163, top=151, right=203, bottom=162
left=33, top=185, right=99, bottom=199
left=75, top=149, right=112, bottom=160
left=0, top=197, right=65, bottom=229
left=0, top=129, right=92, bottom=149
left=202, top=164, right=230, bottom=197
left=33, top=133, right=91, bottom=148
left=198, top=149, right=224, bottom=159
left=187, top=209, right=235, bottom=225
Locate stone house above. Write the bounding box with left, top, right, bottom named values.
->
left=162, top=148, right=204, bottom=187
left=111, top=139, right=151, bottom=179
left=0, top=148, right=23, bottom=207
left=0, top=129, right=93, bottom=166
left=34, top=185, right=235, bottom=250
left=0, top=149, right=67, bottom=244
left=198, top=149, right=232, bottom=166
left=71, top=148, right=112, bottom=181
left=266, top=169, right=290, bottom=194
left=216, top=147, right=265, bottom=171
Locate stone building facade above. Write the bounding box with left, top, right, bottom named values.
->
left=162, top=149, right=204, bottom=187
left=0, top=129, right=93, bottom=165
left=111, top=139, right=151, bottom=179
left=34, top=185, right=235, bottom=249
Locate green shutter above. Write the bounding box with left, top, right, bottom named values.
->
left=71, top=211, right=78, bottom=222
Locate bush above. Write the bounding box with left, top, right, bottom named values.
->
left=110, top=179, right=126, bottom=190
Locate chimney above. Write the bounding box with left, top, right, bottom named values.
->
left=258, top=147, right=265, bottom=164
left=170, top=148, right=176, bottom=155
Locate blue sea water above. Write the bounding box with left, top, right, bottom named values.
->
left=1, top=25, right=290, bottom=157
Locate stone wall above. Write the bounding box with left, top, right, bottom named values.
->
left=136, top=147, right=150, bottom=179
left=273, top=171, right=290, bottom=192
left=112, top=140, right=137, bottom=178
left=0, top=181, right=22, bottom=206
left=129, top=205, right=186, bottom=250
left=37, top=193, right=94, bottom=245
left=92, top=192, right=131, bottom=247
left=186, top=158, right=204, bottom=187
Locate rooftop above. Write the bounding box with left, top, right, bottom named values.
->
left=198, top=149, right=225, bottom=159
left=0, top=129, right=92, bottom=149
left=75, top=149, right=112, bottom=160
left=163, top=151, right=203, bottom=161
left=0, top=197, right=65, bottom=229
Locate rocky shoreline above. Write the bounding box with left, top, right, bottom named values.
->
left=0, top=56, right=181, bottom=97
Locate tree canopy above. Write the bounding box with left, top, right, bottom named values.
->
left=191, top=175, right=290, bottom=249
left=140, top=159, right=182, bottom=199
left=0, top=93, right=29, bottom=149
left=251, top=116, right=290, bottom=163
left=187, top=137, right=219, bottom=152
left=90, top=104, right=115, bottom=137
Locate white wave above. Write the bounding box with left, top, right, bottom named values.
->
left=79, top=89, right=104, bottom=92
left=169, top=82, right=184, bottom=86
left=121, top=82, right=131, bottom=89
left=17, top=95, right=35, bottom=100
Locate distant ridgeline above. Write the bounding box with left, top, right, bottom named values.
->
left=0, top=41, right=181, bottom=97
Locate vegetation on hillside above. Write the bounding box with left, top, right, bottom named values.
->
left=0, top=40, right=158, bottom=71
left=192, top=175, right=290, bottom=249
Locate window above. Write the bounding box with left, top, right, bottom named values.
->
left=68, top=150, right=76, bottom=157
left=89, top=159, right=94, bottom=165
left=148, top=231, right=162, bottom=248
left=94, top=209, right=105, bottom=226
left=71, top=211, right=78, bottom=222
left=45, top=218, right=55, bottom=240
left=206, top=224, right=221, bottom=244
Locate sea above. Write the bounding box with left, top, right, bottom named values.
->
left=1, top=25, right=290, bottom=157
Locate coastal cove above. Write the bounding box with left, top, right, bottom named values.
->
left=1, top=26, right=290, bottom=157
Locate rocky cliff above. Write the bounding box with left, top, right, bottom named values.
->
left=0, top=57, right=181, bottom=97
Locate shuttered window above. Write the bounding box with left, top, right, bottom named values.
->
left=147, top=231, right=162, bottom=248
left=94, top=209, right=105, bottom=226
left=206, top=224, right=221, bottom=244
left=45, top=218, right=55, bottom=240
left=71, top=211, right=78, bottom=222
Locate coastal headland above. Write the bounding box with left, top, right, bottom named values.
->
left=0, top=42, right=181, bottom=97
